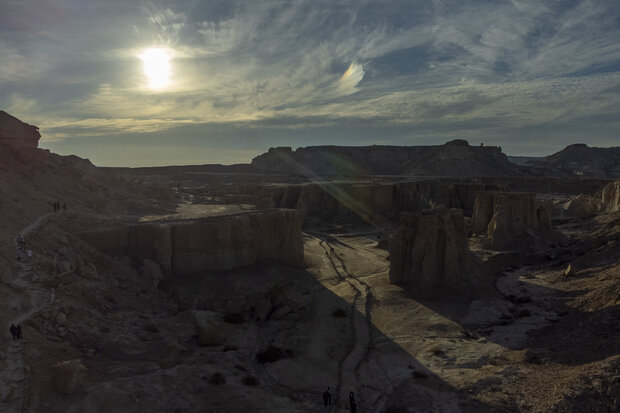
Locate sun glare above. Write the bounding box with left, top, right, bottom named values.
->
left=139, top=48, right=171, bottom=90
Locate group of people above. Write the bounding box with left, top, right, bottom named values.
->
left=15, top=234, right=33, bottom=262
left=9, top=324, right=22, bottom=340
left=322, top=388, right=357, bottom=412
left=15, top=234, right=25, bottom=249
left=52, top=201, right=66, bottom=212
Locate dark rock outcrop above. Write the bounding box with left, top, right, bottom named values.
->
left=403, top=139, right=519, bottom=177
left=53, top=359, right=87, bottom=394
left=251, top=141, right=522, bottom=177
left=0, top=110, right=41, bottom=148
left=542, top=144, right=620, bottom=179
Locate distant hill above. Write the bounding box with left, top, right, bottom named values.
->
left=541, top=144, right=620, bottom=179
left=402, top=139, right=520, bottom=177
left=251, top=140, right=524, bottom=177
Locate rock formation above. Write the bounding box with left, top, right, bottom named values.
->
left=566, top=194, right=602, bottom=219
left=53, top=359, right=87, bottom=394
left=601, top=181, right=620, bottom=212
left=77, top=209, right=304, bottom=276
left=261, top=179, right=505, bottom=225
left=542, top=143, right=620, bottom=179
left=251, top=140, right=522, bottom=177
left=192, top=311, right=228, bottom=346
left=389, top=209, right=471, bottom=289
left=403, top=139, right=519, bottom=177
left=472, top=192, right=553, bottom=249
left=0, top=110, right=41, bottom=148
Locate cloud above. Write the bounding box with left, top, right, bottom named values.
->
left=2, top=0, right=619, bottom=165
left=339, top=62, right=365, bottom=95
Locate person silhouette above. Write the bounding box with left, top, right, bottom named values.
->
left=349, top=391, right=357, bottom=413
left=323, top=386, right=331, bottom=406
left=10, top=324, right=16, bottom=340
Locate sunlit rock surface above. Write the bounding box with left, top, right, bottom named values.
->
left=472, top=192, right=553, bottom=250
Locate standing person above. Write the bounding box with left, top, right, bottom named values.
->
left=16, top=324, right=22, bottom=340
left=349, top=391, right=357, bottom=413
left=323, top=386, right=332, bottom=407
left=10, top=324, right=16, bottom=340
left=26, top=249, right=33, bottom=262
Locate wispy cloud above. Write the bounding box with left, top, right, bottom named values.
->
left=1, top=0, right=619, bottom=164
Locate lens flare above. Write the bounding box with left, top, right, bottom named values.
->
left=139, top=48, right=171, bottom=89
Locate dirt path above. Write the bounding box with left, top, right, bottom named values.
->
left=314, top=236, right=373, bottom=412
left=0, top=214, right=54, bottom=412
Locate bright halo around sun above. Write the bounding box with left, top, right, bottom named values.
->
left=139, top=48, right=171, bottom=90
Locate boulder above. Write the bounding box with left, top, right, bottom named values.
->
left=140, top=259, right=163, bottom=288
left=268, top=281, right=304, bottom=312
left=389, top=209, right=470, bottom=289
left=192, top=311, right=228, bottom=346
left=159, top=341, right=187, bottom=369
left=255, top=298, right=272, bottom=321
left=566, top=194, right=602, bottom=219
left=53, top=359, right=87, bottom=394
left=270, top=305, right=292, bottom=320
left=56, top=312, right=67, bottom=326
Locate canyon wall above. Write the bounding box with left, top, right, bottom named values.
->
left=601, top=181, right=620, bottom=212
left=472, top=192, right=553, bottom=250
left=261, top=180, right=504, bottom=224
left=389, top=209, right=471, bottom=289
left=77, top=209, right=304, bottom=276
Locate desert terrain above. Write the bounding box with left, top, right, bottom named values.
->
left=1, top=111, right=619, bottom=412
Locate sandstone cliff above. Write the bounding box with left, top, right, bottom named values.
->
left=389, top=209, right=471, bottom=290
left=262, top=180, right=504, bottom=224
left=472, top=192, right=553, bottom=250
left=77, top=209, right=304, bottom=275
left=601, top=181, right=620, bottom=212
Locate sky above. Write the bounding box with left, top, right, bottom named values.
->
left=1, top=0, right=619, bottom=166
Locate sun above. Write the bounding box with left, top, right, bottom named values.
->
left=138, top=48, right=171, bottom=90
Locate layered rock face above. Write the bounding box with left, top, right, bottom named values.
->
left=262, top=180, right=503, bottom=224
left=389, top=209, right=470, bottom=289
left=472, top=192, right=552, bottom=249
left=77, top=209, right=304, bottom=276
left=601, top=181, right=620, bottom=212
left=0, top=110, right=41, bottom=148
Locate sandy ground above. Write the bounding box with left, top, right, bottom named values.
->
left=1, top=205, right=618, bottom=412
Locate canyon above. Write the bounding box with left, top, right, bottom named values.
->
left=0, top=112, right=618, bottom=412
